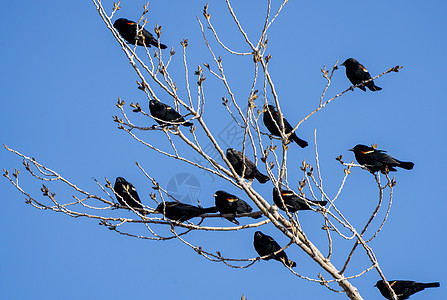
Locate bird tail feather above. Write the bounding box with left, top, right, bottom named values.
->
left=311, top=200, right=327, bottom=207
left=290, top=260, right=297, bottom=268
left=367, top=84, right=382, bottom=91
left=291, top=134, right=308, bottom=148
left=203, top=206, right=219, bottom=214
left=423, top=282, right=440, bottom=288
left=281, top=257, right=296, bottom=268
left=397, top=160, right=415, bottom=170
left=226, top=217, right=240, bottom=225
left=148, top=38, right=167, bottom=49
left=255, top=172, right=270, bottom=184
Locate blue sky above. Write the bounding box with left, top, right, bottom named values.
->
left=1, top=1, right=446, bottom=299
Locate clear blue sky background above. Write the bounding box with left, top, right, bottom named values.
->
left=1, top=1, right=446, bottom=299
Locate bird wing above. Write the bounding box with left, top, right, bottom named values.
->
left=377, top=152, right=400, bottom=165
left=281, top=190, right=294, bottom=197
left=359, top=64, right=368, bottom=73
left=226, top=197, right=238, bottom=202
left=236, top=200, right=252, bottom=213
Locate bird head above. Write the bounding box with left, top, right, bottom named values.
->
left=349, top=144, right=372, bottom=153
left=226, top=148, right=236, bottom=156
left=149, top=99, right=167, bottom=114
left=266, top=104, right=276, bottom=111
left=272, top=187, right=280, bottom=196
left=340, top=58, right=358, bottom=68
left=154, top=202, right=166, bottom=214
left=374, top=280, right=387, bottom=288
left=113, top=18, right=133, bottom=30
left=254, top=231, right=264, bottom=239
left=213, top=190, right=226, bottom=198
left=115, top=177, right=127, bottom=185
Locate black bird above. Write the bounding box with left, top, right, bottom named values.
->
left=226, top=148, right=269, bottom=184
left=253, top=231, right=296, bottom=268
left=273, top=187, right=327, bottom=213
left=263, top=105, right=308, bottom=148
left=213, top=190, right=261, bottom=225
left=149, top=100, right=193, bottom=127
left=114, top=177, right=144, bottom=211
left=113, top=18, right=167, bottom=49
left=375, top=280, right=440, bottom=300
left=349, top=144, right=414, bottom=173
left=154, top=201, right=217, bottom=222
left=341, top=58, right=382, bottom=92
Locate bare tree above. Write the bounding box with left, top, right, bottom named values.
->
left=3, top=1, right=406, bottom=299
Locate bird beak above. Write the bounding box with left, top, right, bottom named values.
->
left=374, top=283, right=377, bottom=287
left=348, top=148, right=354, bottom=151
left=340, top=62, right=345, bottom=66
left=212, top=194, right=216, bottom=197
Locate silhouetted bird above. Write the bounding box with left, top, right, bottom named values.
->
left=149, top=100, right=193, bottom=127
left=341, top=58, right=382, bottom=92
left=273, top=187, right=327, bottom=213
left=253, top=231, right=296, bottom=268
left=263, top=105, right=308, bottom=148
left=349, top=144, right=414, bottom=173
left=226, top=148, right=269, bottom=184
left=213, top=190, right=261, bottom=225
left=113, top=18, right=167, bottom=49
left=114, top=177, right=144, bottom=211
left=375, top=280, right=440, bottom=300
left=154, top=202, right=217, bottom=222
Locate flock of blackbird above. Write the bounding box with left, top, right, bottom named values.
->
left=112, top=17, right=439, bottom=299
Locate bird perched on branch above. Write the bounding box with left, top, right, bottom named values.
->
left=154, top=201, right=217, bottom=222
left=273, top=187, right=327, bottom=213
left=341, top=58, right=382, bottom=92
left=149, top=99, right=193, bottom=127
left=375, top=280, right=440, bottom=300
left=253, top=231, right=296, bottom=268
left=113, top=18, right=167, bottom=49
left=213, top=190, right=261, bottom=225
left=114, top=177, right=144, bottom=211
left=226, top=148, right=269, bottom=184
left=263, top=105, right=308, bottom=148
left=349, top=144, right=414, bottom=173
